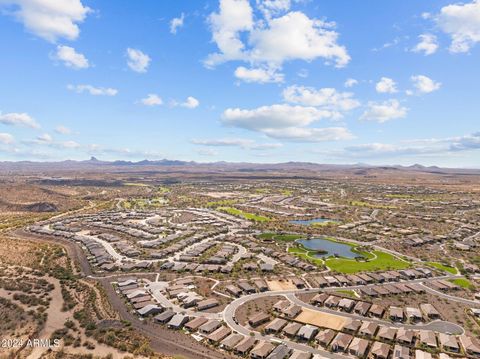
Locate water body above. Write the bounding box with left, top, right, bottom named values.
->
left=289, top=218, right=338, bottom=225
left=296, top=237, right=361, bottom=259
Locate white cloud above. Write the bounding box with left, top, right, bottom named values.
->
left=126, top=48, right=151, bottom=73
left=261, top=127, right=354, bottom=142
left=222, top=104, right=336, bottom=131
left=248, top=11, right=350, bottom=68
left=412, top=34, right=438, bottom=55
left=36, top=133, right=53, bottom=143
left=257, top=0, right=291, bottom=19
left=334, top=132, right=480, bottom=159
left=410, top=75, right=441, bottom=93
left=0, top=112, right=40, bottom=128
left=344, top=78, right=358, bottom=88
left=206, top=0, right=253, bottom=67
left=67, top=84, right=118, bottom=96
left=0, top=132, right=14, bottom=144
left=55, top=45, right=89, bottom=69
left=282, top=85, right=360, bottom=111
left=55, top=125, right=72, bottom=135
left=435, top=0, right=480, bottom=53
left=180, top=96, right=199, bottom=109
left=59, top=140, right=80, bottom=149
left=170, top=13, right=185, bottom=34
left=234, top=66, right=284, bottom=83
left=206, top=1, right=350, bottom=81
left=360, top=99, right=407, bottom=123
left=375, top=77, right=397, bottom=93
left=0, top=0, right=90, bottom=42
left=191, top=138, right=282, bottom=150
left=140, top=94, right=163, bottom=106
left=220, top=104, right=351, bottom=142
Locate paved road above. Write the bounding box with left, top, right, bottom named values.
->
left=419, top=283, right=480, bottom=307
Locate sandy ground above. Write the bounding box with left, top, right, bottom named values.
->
left=26, top=277, right=70, bottom=359
left=267, top=279, right=297, bottom=291
left=295, top=308, right=347, bottom=330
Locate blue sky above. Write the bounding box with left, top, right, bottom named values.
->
left=0, top=0, right=479, bottom=167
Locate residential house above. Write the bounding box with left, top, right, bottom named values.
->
left=348, top=337, right=370, bottom=358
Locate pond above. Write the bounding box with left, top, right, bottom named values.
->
left=296, top=237, right=362, bottom=259
left=289, top=218, right=338, bottom=225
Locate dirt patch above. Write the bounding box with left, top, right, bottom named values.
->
left=266, top=279, right=297, bottom=291
left=235, top=295, right=284, bottom=326
left=295, top=307, right=347, bottom=330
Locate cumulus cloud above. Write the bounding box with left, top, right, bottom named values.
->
left=67, top=84, right=118, bottom=96
left=170, top=13, right=185, bottom=34
left=282, top=85, right=360, bottom=112
left=55, top=125, right=72, bottom=135
left=140, top=94, right=163, bottom=106
left=206, top=0, right=350, bottom=82
left=222, top=104, right=335, bottom=130
left=410, top=75, right=441, bottom=94
left=435, top=0, right=480, bottom=53
left=180, top=96, right=200, bottom=109
left=54, top=45, right=89, bottom=69
left=0, top=0, right=90, bottom=42
left=220, top=104, right=352, bottom=142
left=234, top=66, right=284, bottom=83
left=126, top=48, right=151, bottom=73
left=249, top=12, right=350, bottom=67
left=0, top=112, right=40, bottom=128
left=360, top=99, right=407, bottom=123
left=344, top=78, right=358, bottom=88
left=412, top=34, right=438, bottom=55
left=375, top=77, right=397, bottom=93
left=0, top=132, right=14, bottom=144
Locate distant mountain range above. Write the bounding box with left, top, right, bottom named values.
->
left=0, top=156, right=478, bottom=175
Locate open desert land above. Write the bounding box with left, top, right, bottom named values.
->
left=0, top=162, right=480, bottom=359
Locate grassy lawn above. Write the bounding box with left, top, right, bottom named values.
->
left=217, top=207, right=270, bottom=222
left=426, top=262, right=458, bottom=274
left=258, top=232, right=305, bottom=241
left=326, top=251, right=410, bottom=274
left=206, top=199, right=238, bottom=207
left=449, top=278, right=475, bottom=290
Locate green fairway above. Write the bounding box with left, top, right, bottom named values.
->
left=217, top=207, right=270, bottom=222
left=427, top=262, right=458, bottom=274
left=258, top=232, right=305, bottom=241
left=325, top=251, right=410, bottom=274
left=206, top=199, right=238, bottom=207
left=449, top=278, right=475, bottom=290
